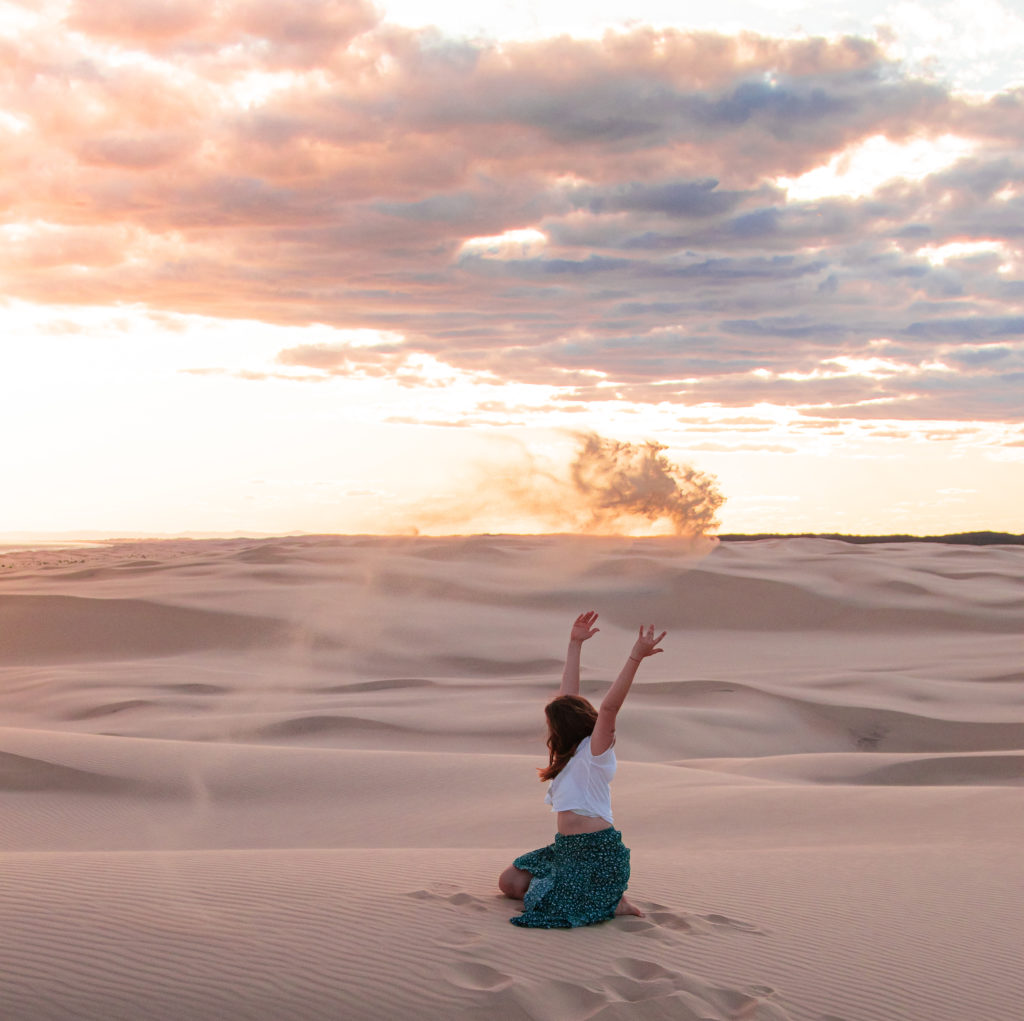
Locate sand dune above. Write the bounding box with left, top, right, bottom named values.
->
left=0, top=535, right=1022, bottom=1020
left=680, top=749, right=1024, bottom=785
left=0, top=593, right=297, bottom=662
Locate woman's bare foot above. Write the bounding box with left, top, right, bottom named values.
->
left=615, top=895, right=645, bottom=918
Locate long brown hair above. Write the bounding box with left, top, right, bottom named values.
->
left=538, top=694, right=598, bottom=782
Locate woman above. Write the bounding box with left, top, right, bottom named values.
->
left=500, top=610, right=666, bottom=928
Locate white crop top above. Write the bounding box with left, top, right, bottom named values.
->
left=544, top=735, right=616, bottom=824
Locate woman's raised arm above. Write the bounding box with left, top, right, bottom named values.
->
left=590, top=625, right=666, bottom=755
left=558, top=611, right=600, bottom=697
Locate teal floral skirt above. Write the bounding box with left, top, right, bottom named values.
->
left=509, top=827, right=631, bottom=928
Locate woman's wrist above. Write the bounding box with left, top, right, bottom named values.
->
left=628, top=654, right=643, bottom=664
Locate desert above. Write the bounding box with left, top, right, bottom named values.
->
left=1, top=534, right=1022, bottom=1021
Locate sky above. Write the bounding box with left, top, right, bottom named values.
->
left=2, top=0, right=1023, bottom=538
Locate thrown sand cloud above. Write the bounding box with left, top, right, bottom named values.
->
left=405, top=433, right=725, bottom=537
left=566, top=434, right=724, bottom=536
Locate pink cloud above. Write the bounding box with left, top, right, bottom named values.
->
left=1, top=14, right=1022, bottom=423
left=66, top=0, right=379, bottom=65
left=66, top=0, right=209, bottom=43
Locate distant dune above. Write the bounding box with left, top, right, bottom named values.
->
left=720, top=530, right=1023, bottom=545
left=1, top=535, right=1022, bottom=1020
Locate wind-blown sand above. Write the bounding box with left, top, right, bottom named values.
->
left=1, top=534, right=1022, bottom=1021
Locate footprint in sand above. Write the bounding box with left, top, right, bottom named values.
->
left=406, top=887, right=489, bottom=913
left=612, top=898, right=677, bottom=935
left=614, top=958, right=680, bottom=980
left=432, top=925, right=483, bottom=949
left=442, top=961, right=514, bottom=992
left=617, top=903, right=764, bottom=937
left=597, top=958, right=787, bottom=1020
left=444, top=954, right=790, bottom=1020
left=697, top=912, right=764, bottom=934
left=646, top=908, right=695, bottom=931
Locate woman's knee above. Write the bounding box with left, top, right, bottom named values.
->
left=499, top=865, right=531, bottom=899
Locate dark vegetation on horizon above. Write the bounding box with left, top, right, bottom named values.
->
left=718, top=531, right=1023, bottom=546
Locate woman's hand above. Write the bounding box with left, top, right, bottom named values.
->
left=560, top=611, right=599, bottom=696
left=592, top=623, right=666, bottom=754
left=629, top=624, right=666, bottom=661
left=570, top=611, right=600, bottom=643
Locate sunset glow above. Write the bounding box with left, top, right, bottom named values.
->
left=776, top=135, right=978, bottom=202
left=2, top=0, right=1023, bottom=538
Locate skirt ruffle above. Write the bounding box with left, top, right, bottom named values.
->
left=509, top=827, right=630, bottom=929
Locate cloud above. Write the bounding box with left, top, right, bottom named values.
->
left=65, top=0, right=210, bottom=44
left=65, top=0, right=379, bottom=64
left=905, top=316, right=1024, bottom=340
left=2, top=12, right=1023, bottom=423
left=277, top=341, right=404, bottom=371
left=572, top=178, right=748, bottom=218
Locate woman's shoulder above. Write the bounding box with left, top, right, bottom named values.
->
left=580, top=735, right=615, bottom=761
